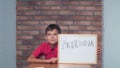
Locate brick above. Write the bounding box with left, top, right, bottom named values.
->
left=16, top=60, right=28, bottom=65
left=22, top=21, right=39, bottom=25
left=33, top=6, right=42, bottom=10
left=28, top=1, right=45, bottom=5
left=94, top=11, right=102, bottom=15
left=68, top=6, right=85, bottom=10
left=57, top=16, right=74, bottom=20
left=50, top=16, right=58, bottom=20
left=17, top=40, right=22, bottom=45
left=17, top=11, right=23, bottom=15
left=16, top=31, right=22, bottom=35
left=39, top=30, right=45, bottom=34
left=17, top=46, right=32, bottom=50
left=79, top=1, right=102, bottom=6
left=46, top=16, right=53, bottom=20
left=69, top=26, right=87, bottom=30
left=17, top=26, right=34, bottom=30
left=59, top=11, right=75, bottom=15
left=98, top=35, right=102, bottom=42
left=62, top=30, right=91, bottom=34
left=61, top=6, right=85, bottom=10
left=17, top=51, right=22, bottom=56
left=17, top=16, right=32, bottom=20
left=34, top=25, right=47, bottom=30
left=17, top=55, right=29, bottom=61
left=34, top=35, right=45, bottom=40
left=87, top=26, right=102, bottom=30
left=24, top=11, right=41, bottom=15
left=86, top=16, right=102, bottom=21
left=51, top=6, right=61, bottom=10
left=63, top=1, right=79, bottom=5
left=80, top=1, right=90, bottom=5
left=17, top=6, right=33, bottom=11
left=91, top=21, right=102, bottom=26
left=17, top=35, right=33, bottom=40
left=74, top=21, right=91, bottom=25
left=22, top=40, right=40, bottom=45
left=86, top=6, right=102, bottom=11
left=42, top=11, right=59, bottom=15
left=56, top=15, right=85, bottom=21
left=45, top=1, right=62, bottom=5
left=16, top=21, right=22, bottom=25
left=61, top=30, right=74, bottom=34
left=60, top=6, right=69, bottom=10
left=34, top=6, right=50, bottom=10
left=86, top=6, right=95, bottom=10
left=76, top=11, right=93, bottom=15
left=39, top=21, right=56, bottom=25
left=98, top=41, right=102, bottom=45
left=92, top=31, right=102, bottom=35
left=22, top=50, right=33, bottom=55
left=33, top=16, right=47, bottom=20
left=74, top=16, right=85, bottom=20
left=57, top=21, right=73, bottom=25
left=17, top=1, right=28, bottom=6
left=59, top=26, right=69, bottom=30
left=42, top=6, right=51, bottom=10
left=23, top=31, right=39, bottom=35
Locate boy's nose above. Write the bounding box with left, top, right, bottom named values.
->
left=50, top=35, right=54, bottom=38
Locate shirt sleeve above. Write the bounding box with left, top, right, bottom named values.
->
left=32, top=43, right=43, bottom=58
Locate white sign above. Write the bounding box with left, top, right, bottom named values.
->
left=58, top=34, right=97, bottom=64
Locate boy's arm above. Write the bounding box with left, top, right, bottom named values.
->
left=27, top=55, right=57, bottom=63
left=27, top=55, right=46, bottom=63
left=49, top=58, right=58, bottom=63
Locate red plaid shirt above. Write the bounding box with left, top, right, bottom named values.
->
left=32, top=42, right=58, bottom=59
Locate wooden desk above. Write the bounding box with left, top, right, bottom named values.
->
left=28, top=63, right=92, bottom=68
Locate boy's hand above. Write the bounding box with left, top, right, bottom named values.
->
left=45, top=58, right=58, bottom=63
left=97, top=48, right=102, bottom=55
left=50, top=58, right=58, bottom=63
left=45, top=59, right=52, bottom=63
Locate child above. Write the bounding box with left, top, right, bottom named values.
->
left=27, top=24, right=61, bottom=63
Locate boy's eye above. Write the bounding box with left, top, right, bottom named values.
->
left=47, top=34, right=51, bottom=36
left=54, top=34, right=57, bottom=36
left=47, top=34, right=57, bottom=36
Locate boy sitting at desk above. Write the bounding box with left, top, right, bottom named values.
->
left=28, top=24, right=61, bottom=63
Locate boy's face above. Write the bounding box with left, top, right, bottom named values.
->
left=46, top=29, right=59, bottom=45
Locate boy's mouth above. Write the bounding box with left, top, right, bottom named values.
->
left=50, top=39, right=54, bottom=41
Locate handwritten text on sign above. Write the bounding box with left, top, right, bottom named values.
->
left=58, top=34, right=97, bottom=64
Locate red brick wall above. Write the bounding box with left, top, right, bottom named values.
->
left=16, top=0, right=102, bottom=68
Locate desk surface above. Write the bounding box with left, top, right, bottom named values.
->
left=27, top=63, right=97, bottom=68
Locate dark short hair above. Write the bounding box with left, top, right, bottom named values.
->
left=45, top=24, right=61, bottom=35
